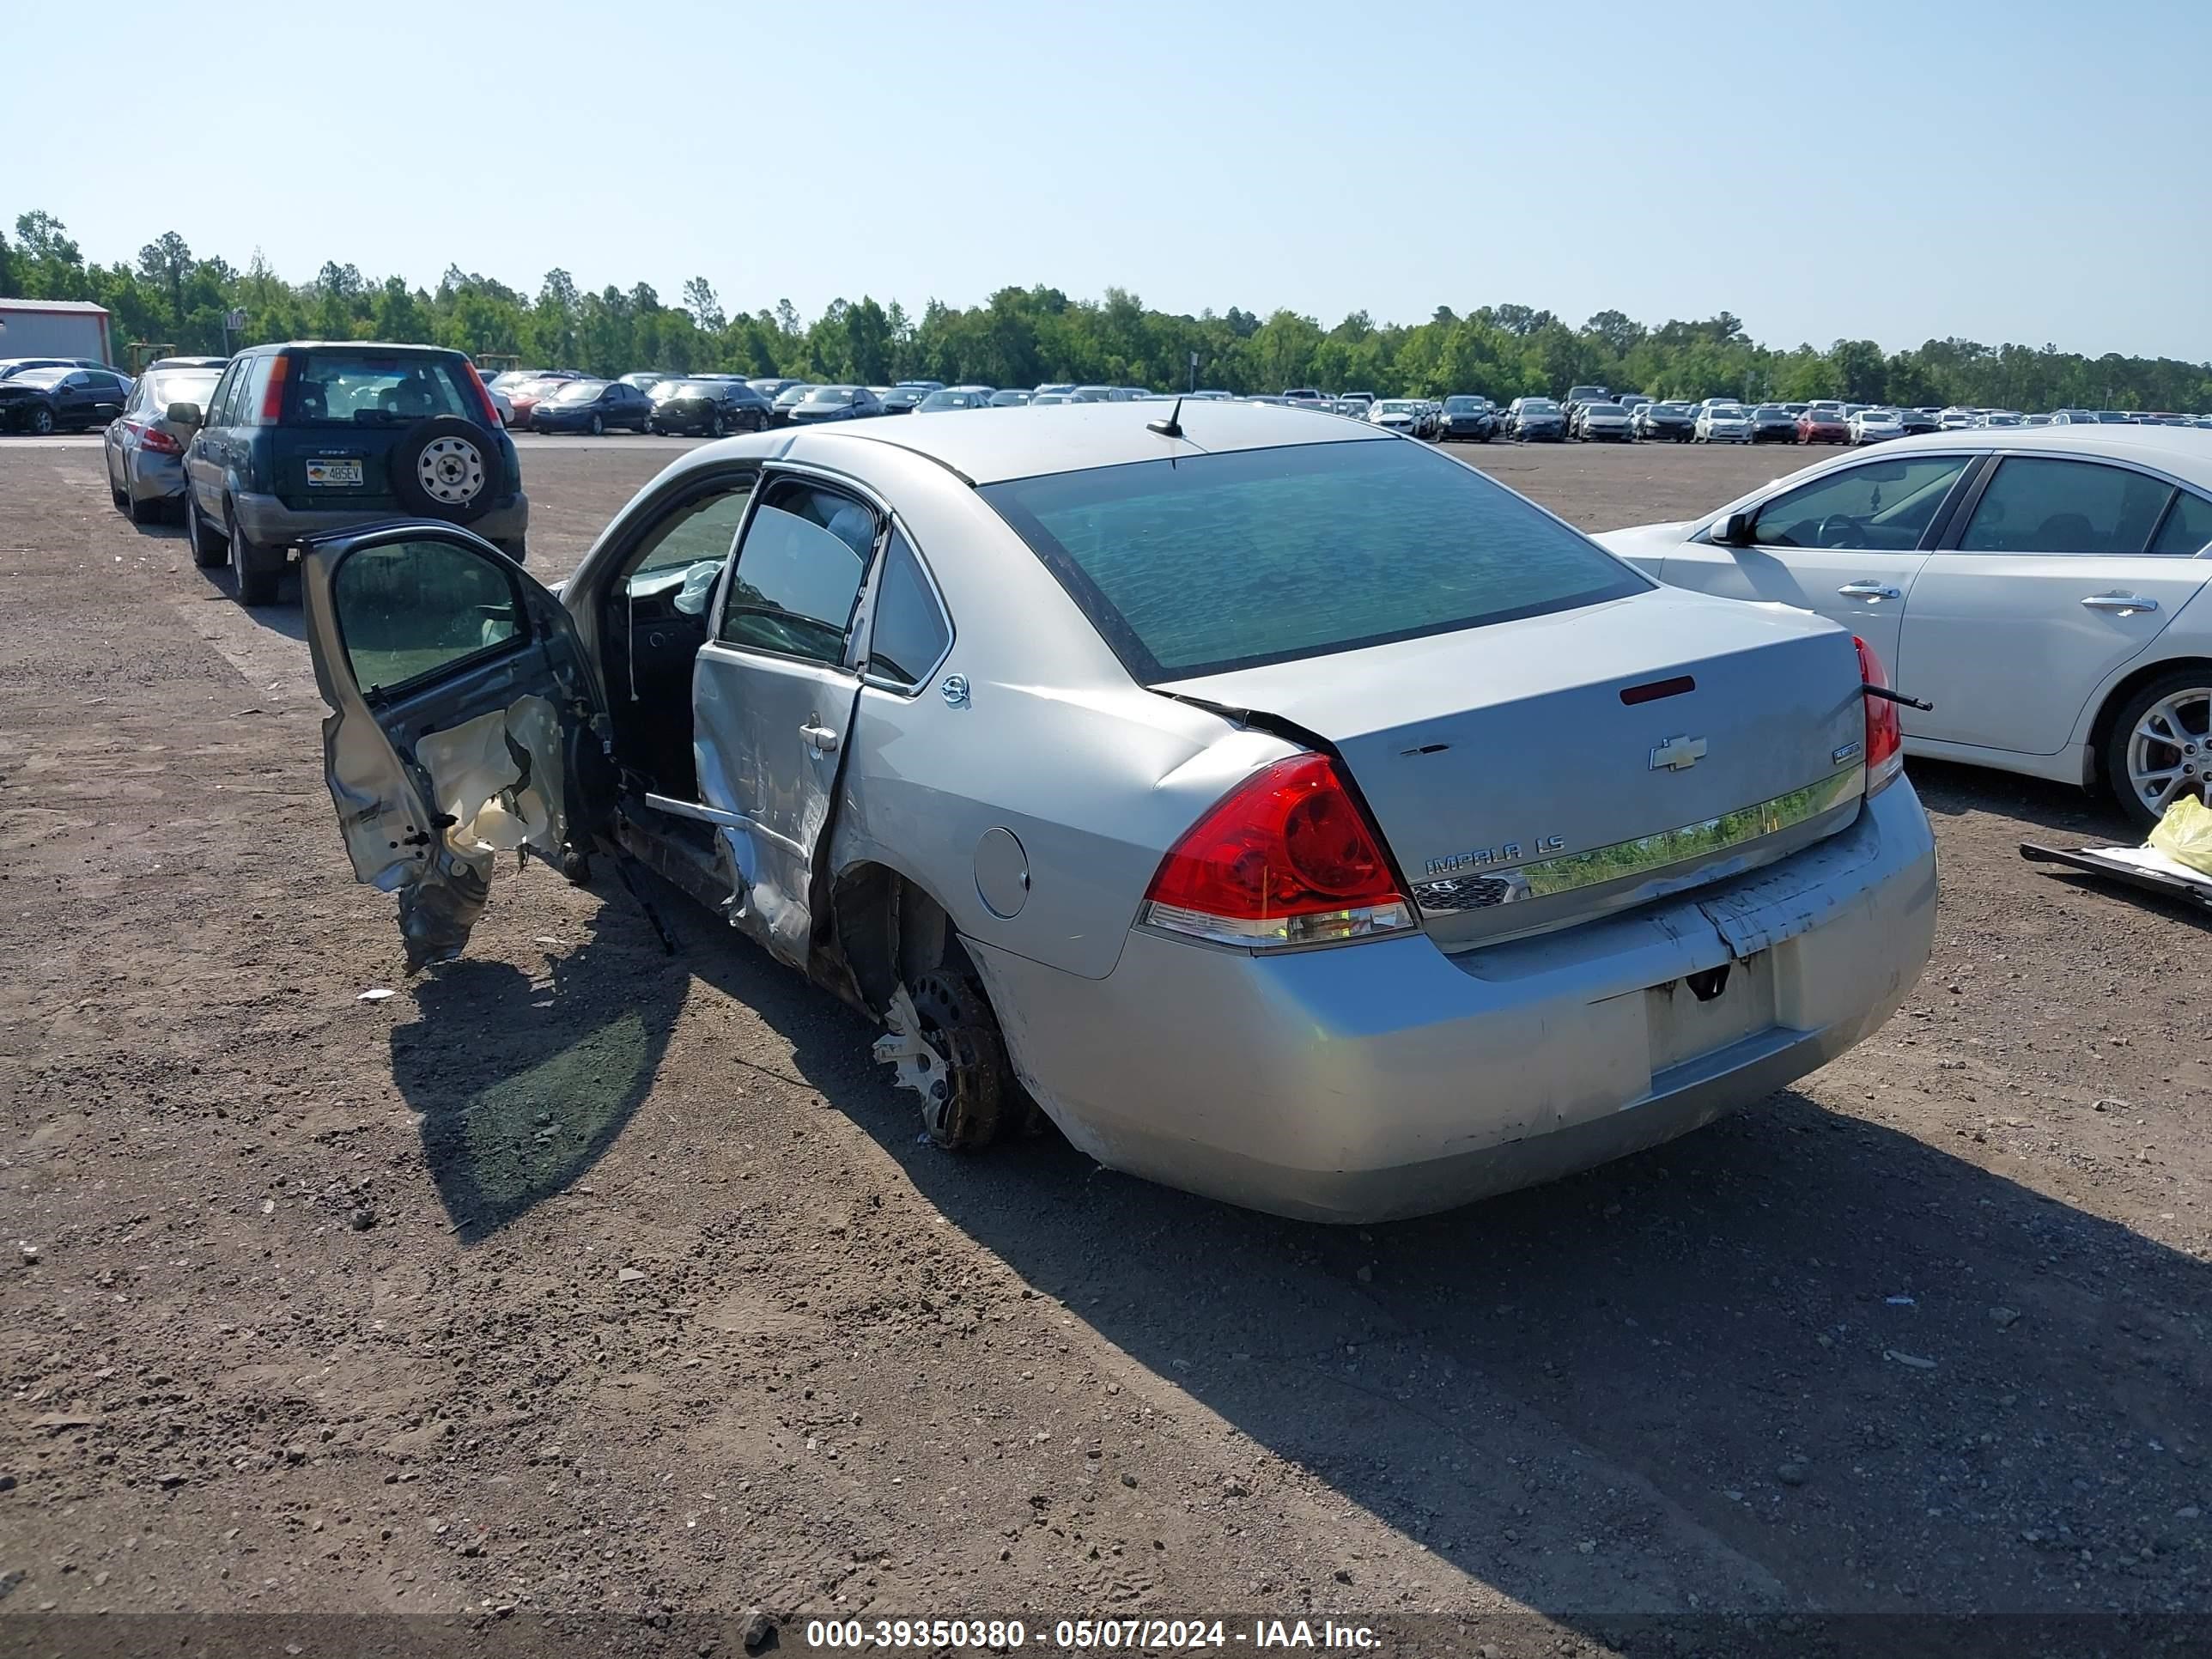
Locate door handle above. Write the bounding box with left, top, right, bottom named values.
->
left=2081, top=593, right=2160, bottom=617
left=799, top=721, right=842, bottom=752
left=1837, top=581, right=1903, bottom=600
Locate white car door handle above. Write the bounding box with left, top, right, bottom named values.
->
left=799, top=721, right=842, bottom=752
left=2081, top=593, right=2160, bottom=616
left=1837, top=581, right=1903, bottom=600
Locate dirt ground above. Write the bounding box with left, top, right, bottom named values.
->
left=3, top=432, right=2207, bottom=1656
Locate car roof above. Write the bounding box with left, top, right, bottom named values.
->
left=1855, top=425, right=2212, bottom=477
left=787, top=398, right=1392, bottom=484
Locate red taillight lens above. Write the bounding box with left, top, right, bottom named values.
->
left=1142, top=753, right=1415, bottom=948
left=259, top=352, right=290, bottom=422
left=1856, top=635, right=1904, bottom=793
left=461, top=360, right=505, bottom=427
left=134, top=422, right=183, bottom=453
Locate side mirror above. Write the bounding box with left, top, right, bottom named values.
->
left=1714, top=510, right=1754, bottom=547
left=166, top=401, right=204, bottom=428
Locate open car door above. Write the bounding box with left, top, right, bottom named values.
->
left=300, top=523, right=611, bottom=969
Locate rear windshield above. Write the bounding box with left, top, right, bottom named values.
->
left=145, top=369, right=222, bottom=409
left=980, top=440, right=1649, bottom=682
left=293, top=352, right=474, bottom=426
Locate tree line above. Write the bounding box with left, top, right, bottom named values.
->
left=6, top=210, right=2208, bottom=413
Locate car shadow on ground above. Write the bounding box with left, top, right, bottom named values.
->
left=386, top=896, right=688, bottom=1243
left=638, top=879, right=2210, bottom=1627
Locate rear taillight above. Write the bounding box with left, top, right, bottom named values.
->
left=461, top=360, right=505, bottom=427
left=259, top=352, right=290, bottom=422
left=1856, top=635, right=1904, bottom=793
left=1142, top=753, right=1415, bottom=949
left=136, top=422, right=182, bottom=453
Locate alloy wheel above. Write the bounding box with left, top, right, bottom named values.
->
left=2126, top=687, right=2212, bottom=817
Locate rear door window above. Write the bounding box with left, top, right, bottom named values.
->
left=980, top=438, right=1646, bottom=681
left=1956, top=458, right=2173, bottom=555
left=2150, top=489, right=2212, bottom=556
left=717, top=477, right=878, bottom=665
left=1748, top=454, right=1973, bottom=550
left=292, top=352, right=473, bottom=427
left=864, top=530, right=952, bottom=689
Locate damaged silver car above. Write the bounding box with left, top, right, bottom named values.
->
left=300, top=401, right=1937, bottom=1224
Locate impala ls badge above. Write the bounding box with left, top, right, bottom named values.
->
left=1650, top=734, right=1708, bottom=772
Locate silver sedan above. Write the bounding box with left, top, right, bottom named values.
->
left=103, top=359, right=225, bottom=524
left=299, top=402, right=1936, bottom=1223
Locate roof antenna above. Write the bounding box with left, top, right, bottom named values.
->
left=1146, top=396, right=1185, bottom=439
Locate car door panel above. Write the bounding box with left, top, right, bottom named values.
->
left=299, top=523, right=611, bottom=968
left=1904, top=551, right=2209, bottom=754
left=691, top=652, right=861, bottom=963
left=1660, top=453, right=1979, bottom=701
left=1660, top=541, right=1925, bottom=670
left=1901, top=457, right=2212, bottom=755
left=688, top=473, right=877, bottom=967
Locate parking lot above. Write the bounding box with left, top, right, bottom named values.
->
left=4, top=432, right=2208, bottom=1648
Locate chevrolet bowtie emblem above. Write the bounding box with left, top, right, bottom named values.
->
left=1650, top=734, right=1708, bottom=771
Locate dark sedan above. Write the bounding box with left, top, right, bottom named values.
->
left=879, top=386, right=931, bottom=415
left=1633, top=401, right=1696, bottom=441
left=1749, top=404, right=1799, bottom=444
left=1439, top=395, right=1498, bottom=441
left=784, top=385, right=885, bottom=424
left=0, top=364, right=133, bottom=434
left=647, top=378, right=773, bottom=436
left=1795, top=409, right=1850, bottom=444
left=531, top=379, right=655, bottom=434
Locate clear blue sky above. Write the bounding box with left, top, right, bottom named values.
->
left=11, top=0, right=2209, bottom=360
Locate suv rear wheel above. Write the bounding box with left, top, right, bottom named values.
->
left=229, top=505, right=281, bottom=607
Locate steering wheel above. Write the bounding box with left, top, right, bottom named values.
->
left=1814, top=514, right=1857, bottom=548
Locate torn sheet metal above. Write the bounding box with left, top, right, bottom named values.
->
left=2021, top=841, right=2212, bottom=915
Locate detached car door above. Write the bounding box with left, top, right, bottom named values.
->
left=300, top=523, right=611, bottom=969
left=1901, top=455, right=2212, bottom=755
left=692, top=471, right=877, bottom=967
left=1660, top=450, right=1980, bottom=678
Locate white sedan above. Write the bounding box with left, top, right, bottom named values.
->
left=1595, top=426, right=2212, bottom=826
left=1849, top=408, right=1905, bottom=444
left=1694, top=404, right=1752, bottom=443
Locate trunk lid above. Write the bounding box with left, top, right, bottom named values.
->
left=1157, top=586, right=1869, bottom=950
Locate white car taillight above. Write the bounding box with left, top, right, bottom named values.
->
left=1143, top=754, right=1416, bottom=949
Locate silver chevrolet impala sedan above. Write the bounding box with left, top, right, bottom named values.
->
left=300, top=401, right=1936, bottom=1223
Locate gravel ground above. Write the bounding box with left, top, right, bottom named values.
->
left=3, top=432, right=2206, bottom=1655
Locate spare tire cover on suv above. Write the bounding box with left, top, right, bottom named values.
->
left=391, top=416, right=497, bottom=523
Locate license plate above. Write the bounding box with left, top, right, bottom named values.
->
left=305, top=459, right=362, bottom=488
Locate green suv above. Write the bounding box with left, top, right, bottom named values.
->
left=176, top=341, right=527, bottom=605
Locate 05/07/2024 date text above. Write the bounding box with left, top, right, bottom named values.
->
left=801, top=1616, right=1382, bottom=1650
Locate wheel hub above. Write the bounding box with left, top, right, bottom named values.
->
left=416, top=436, right=484, bottom=504
left=2127, top=688, right=2212, bottom=815
left=872, top=987, right=951, bottom=1124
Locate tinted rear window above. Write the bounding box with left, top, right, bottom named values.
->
left=292, top=352, right=473, bottom=426
left=980, top=440, right=1650, bottom=682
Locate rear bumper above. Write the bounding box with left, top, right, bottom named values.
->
left=122, top=446, right=187, bottom=501
left=971, top=781, right=1936, bottom=1224
left=231, top=490, right=530, bottom=556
